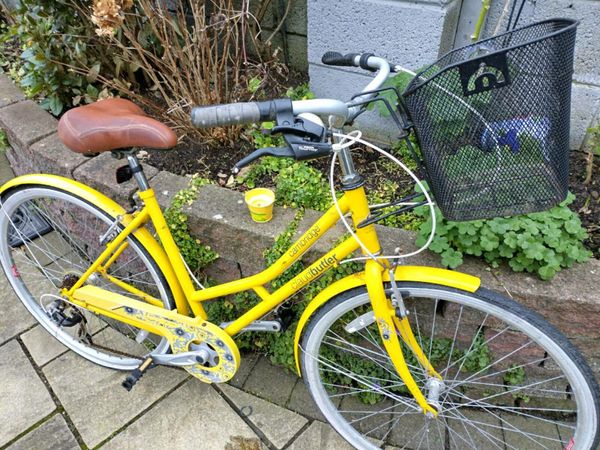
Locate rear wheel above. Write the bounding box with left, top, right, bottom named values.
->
left=301, top=283, right=600, bottom=449
left=0, top=185, right=175, bottom=370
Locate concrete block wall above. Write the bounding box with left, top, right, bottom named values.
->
left=307, top=0, right=600, bottom=149
left=231, top=0, right=308, bottom=72
left=258, top=0, right=308, bottom=72
left=481, top=0, right=600, bottom=150
left=307, top=0, right=462, bottom=141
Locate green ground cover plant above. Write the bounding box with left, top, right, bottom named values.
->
left=163, top=175, right=218, bottom=273
left=415, top=192, right=591, bottom=279
left=585, top=123, right=600, bottom=185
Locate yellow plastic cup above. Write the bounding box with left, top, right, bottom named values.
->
left=244, top=188, right=275, bottom=223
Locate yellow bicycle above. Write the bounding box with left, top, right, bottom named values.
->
left=1, top=50, right=599, bottom=449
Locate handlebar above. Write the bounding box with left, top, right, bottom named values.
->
left=321, top=52, right=392, bottom=119
left=190, top=52, right=395, bottom=172
left=191, top=52, right=392, bottom=130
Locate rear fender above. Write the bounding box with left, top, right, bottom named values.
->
left=293, top=265, right=480, bottom=375
left=0, top=174, right=191, bottom=316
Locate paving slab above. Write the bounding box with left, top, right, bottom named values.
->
left=448, top=408, right=505, bottom=448
left=228, top=351, right=261, bottom=389
left=339, top=396, right=394, bottom=442
left=243, top=356, right=298, bottom=406
left=6, top=413, right=79, bottom=450
left=0, top=73, right=25, bottom=109
left=101, top=380, right=262, bottom=450
left=21, top=325, right=68, bottom=367
left=220, top=383, right=308, bottom=449
left=287, top=420, right=353, bottom=450
left=0, top=340, right=56, bottom=447
left=43, top=348, right=187, bottom=448
left=287, top=379, right=335, bottom=422
left=20, top=230, right=70, bottom=267
left=501, top=413, right=564, bottom=449
left=388, top=408, right=445, bottom=449
left=0, top=272, right=37, bottom=345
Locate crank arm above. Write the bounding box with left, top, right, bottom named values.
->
left=152, top=350, right=209, bottom=367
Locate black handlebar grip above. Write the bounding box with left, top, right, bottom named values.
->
left=191, top=102, right=262, bottom=128
left=321, top=51, right=360, bottom=67
left=191, top=99, right=292, bottom=129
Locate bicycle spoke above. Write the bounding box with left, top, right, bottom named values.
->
left=301, top=280, right=598, bottom=449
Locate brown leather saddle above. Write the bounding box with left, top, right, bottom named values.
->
left=58, top=98, right=177, bottom=154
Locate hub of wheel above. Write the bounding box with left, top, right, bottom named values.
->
left=425, top=377, right=445, bottom=416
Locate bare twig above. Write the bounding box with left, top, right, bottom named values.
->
left=266, top=0, right=293, bottom=44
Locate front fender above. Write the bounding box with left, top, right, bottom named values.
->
left=293, top=265, right=480, bottom=375
left=0, top=174, right=191, bottom=316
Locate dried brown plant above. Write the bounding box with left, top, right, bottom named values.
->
left=90, top=0, right=288, bottom=144
left=91, top=0, right=133, bottom=36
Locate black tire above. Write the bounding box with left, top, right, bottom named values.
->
left=301, top=283, right=600, bottom=449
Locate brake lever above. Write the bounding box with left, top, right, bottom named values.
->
left=232, top=147, right=294, bottom=174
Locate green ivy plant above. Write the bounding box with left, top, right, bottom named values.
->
left=239, top=156, right=332, bottom=212
left=415, top=192, right=591, bottom=280
left=285, top=83, right=315, bottom=101
left=164, top=175, right=218, bottom=272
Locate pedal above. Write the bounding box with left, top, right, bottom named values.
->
left=275, top=306, right=295, bottom=331
left=122, top=356, right=154, bottom=391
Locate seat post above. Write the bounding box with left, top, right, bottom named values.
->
left=126, top=152, right=150, bottom=191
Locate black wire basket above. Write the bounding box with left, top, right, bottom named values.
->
left=402, top=18, right=578, bottom=221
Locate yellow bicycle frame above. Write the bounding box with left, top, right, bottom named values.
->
left=1, top=174, right=480, bottom=415
left=64, top=185, right=375, bottom=335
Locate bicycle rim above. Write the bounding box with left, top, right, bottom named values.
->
left=0, top=186, right=175, bottom=370
left=301, top=284, right=599, bottom=449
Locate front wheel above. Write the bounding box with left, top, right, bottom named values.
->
left=300, top=283, right=600, bottom=449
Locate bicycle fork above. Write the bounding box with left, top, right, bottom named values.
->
left=364, top=259, right=441, bottom=417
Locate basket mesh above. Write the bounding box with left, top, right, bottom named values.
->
left=402, top=19, right=578, bottom=221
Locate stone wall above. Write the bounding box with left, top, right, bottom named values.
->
left=229, top=0, right=308, bottom=72
left=1, top=73, right=599, bottom=379
left=307, top=0, right=600, bottom=149
left=259, top=0, right=308, bottom=72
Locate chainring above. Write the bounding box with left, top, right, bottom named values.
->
left=121, top=307, right=240, bottom=383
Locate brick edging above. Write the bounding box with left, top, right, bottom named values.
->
left=1, top=73, right=599, bottom=375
